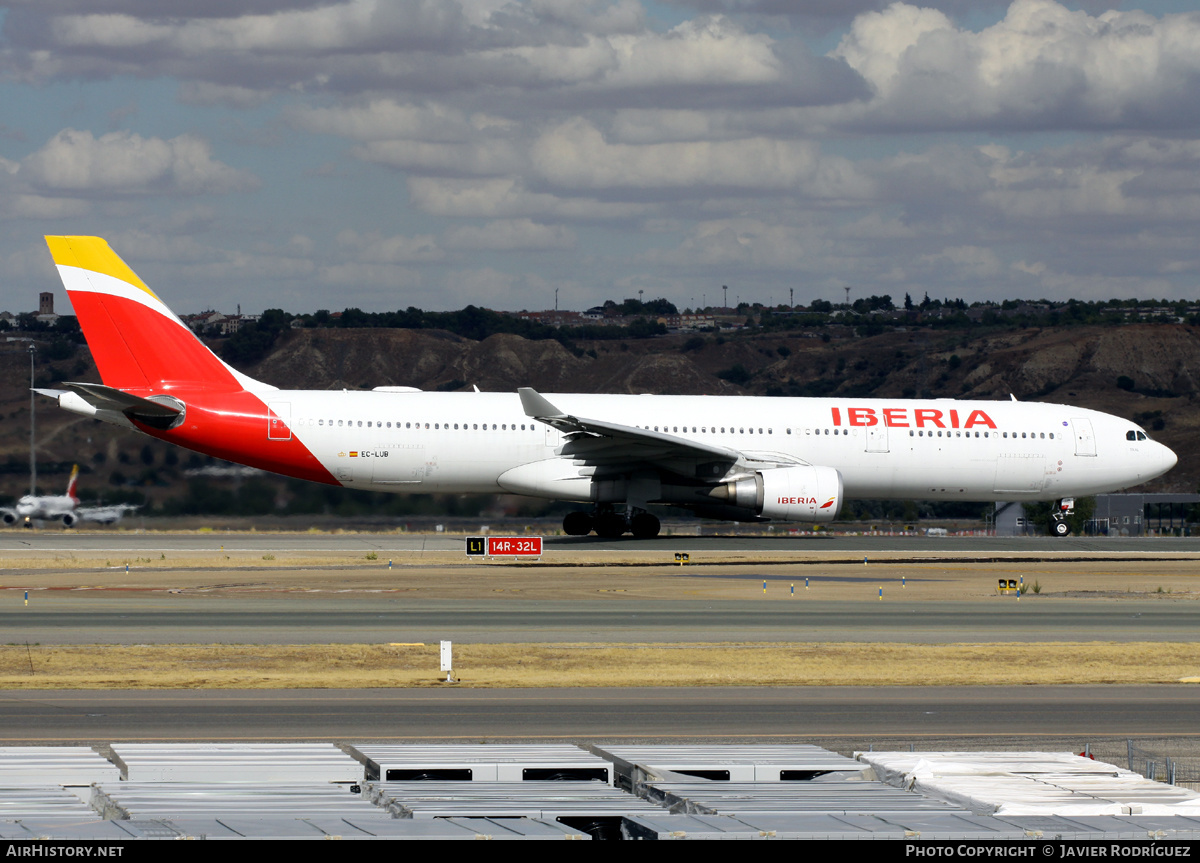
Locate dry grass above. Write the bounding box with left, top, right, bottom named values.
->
left=1, top=642, right=1198, bottom=689
left=5, top=554, right=1200, bottom=602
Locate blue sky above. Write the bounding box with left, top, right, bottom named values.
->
left=1, top=1, right=1199, bottom=316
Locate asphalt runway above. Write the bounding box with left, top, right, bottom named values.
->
left=3, top=530, right=1199, bottom=745
left=0, top=686, right=1196, bottom=744
left=4, top=596, right=1200, bottom=644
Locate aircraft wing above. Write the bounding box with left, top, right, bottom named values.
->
left=518, top=387, right=803, bottom=479
left=76, top=504, right=140, bottom=525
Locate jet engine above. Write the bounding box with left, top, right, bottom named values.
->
left=1, top=511, right=16, bottom=525
left=709, top=465, right=843, bottom=523
left=61, top=512, right=77, bottom=527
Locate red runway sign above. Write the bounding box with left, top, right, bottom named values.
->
left=466, top=536, right=543, bottom=557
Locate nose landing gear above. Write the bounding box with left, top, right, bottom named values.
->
left=1052, top=498, right=1075, bottom=537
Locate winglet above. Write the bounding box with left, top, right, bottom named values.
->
left=518, top=387, right=567, bottom=419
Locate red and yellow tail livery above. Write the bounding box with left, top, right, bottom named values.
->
left=45, top=236, right=336, bottom=485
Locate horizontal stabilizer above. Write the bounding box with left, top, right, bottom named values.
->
left=38, top=382, right=185, bottom=430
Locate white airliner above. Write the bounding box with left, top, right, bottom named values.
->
left=35, top=236, right=1176, bottom=538
left=1, top=464, right=139, bottom=528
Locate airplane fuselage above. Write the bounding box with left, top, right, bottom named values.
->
left=140, top=389, right=1174, bottom=503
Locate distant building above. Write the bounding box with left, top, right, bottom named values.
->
left=35, top=291, right=58, bottom=325
left=516, top=310, right=586, bottom=327
left=658, top=314, right=715, bottom=330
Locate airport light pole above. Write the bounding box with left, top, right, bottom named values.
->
left=28, top=342, right=36, bottom=496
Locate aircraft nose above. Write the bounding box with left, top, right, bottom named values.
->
left=1157, top=443, right=1178, bottom=475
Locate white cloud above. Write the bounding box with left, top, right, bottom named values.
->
left=47, top=0, right=468, bottom=55
left=832, top=0, right=1200, bottom=130
left=919, top=244, right=1003, bottom=278
left=979, top=137, right=1200, bottom=221
left=443, top=218, right=576, bottom=251
left=640, top=218, right=832, bottom=270
left=19, top=129, right=257, bottom=195
left=530, top=117, right=871, bottom=197
left=5, top=195, right=92, bottom=219
left=336, top=229, right=445, bottom=263
left=177, top=81, right=273, bottom=109
left=407, top=177, right=651, bottom=220
left=352, top=139, right=522, bottom=177
left=290, top=100, right=481, bottom=143
left=317, top=261, right=424, bottom=291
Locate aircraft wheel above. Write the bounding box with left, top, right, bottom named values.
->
left=563, top=511, right=593, bottom=536
left=595, top=513, right=627, bottom=538
left=1053, top=520, right=1070, bottom=537
left=630, top=513, right=660, bottom=539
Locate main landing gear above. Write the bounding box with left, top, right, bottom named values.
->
left=1051, top=497, right=1075, bottom=537
left=562, top=507, right=661, bottom=539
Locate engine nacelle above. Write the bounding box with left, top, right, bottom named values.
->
left=61, top=512, right=77, bottom=528
left=715, top=465, right=843, bottom=523
left=1, top=511, right=16, bottom=525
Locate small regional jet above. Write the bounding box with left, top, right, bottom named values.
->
left=1, top=464, right=139, bottom=528
left=35, top=236, right=1176, bottom=538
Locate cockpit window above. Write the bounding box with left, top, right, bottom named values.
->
left=1128, top=430, right=1148, bottom=441
left=1138, top=431, right=1147, bottom=441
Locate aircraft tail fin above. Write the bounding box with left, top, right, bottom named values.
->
left=44, top=237, right=269, bottom=394
left=65, top=464, right=79, bottom=502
